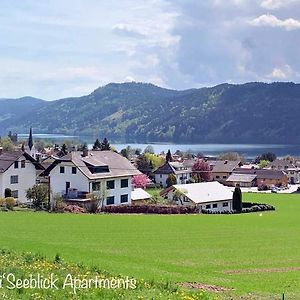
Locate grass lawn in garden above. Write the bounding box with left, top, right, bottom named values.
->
left=0, top=193, right=300, bottom=299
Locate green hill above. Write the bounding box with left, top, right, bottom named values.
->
left=1, top=82, right=300, bottom=143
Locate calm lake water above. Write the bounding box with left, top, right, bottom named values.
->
left=18, top=133, right=300, bottom=158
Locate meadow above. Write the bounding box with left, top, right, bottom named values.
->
left=0, top=193, right=300, bottom=299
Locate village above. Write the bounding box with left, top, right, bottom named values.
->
left=1, top=129, right=299, bottom=214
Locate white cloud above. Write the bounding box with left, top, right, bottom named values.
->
left=124, top=76, right=136, bottom=82
left=260, top=0, right=299, bottom=9
left=267, top=64, right=294, bottom=79
left=249, top=14, right=300, bottom=30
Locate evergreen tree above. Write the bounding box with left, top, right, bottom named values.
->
left=92, top=138, right=101, bottom=150
left=166, top=149, right=172, bottom=162
left=232, top=185, right=242, bottom=212
left=61, top=143, right=68, bottom=156
left=101, top=138, right=110, bottom=151
left=136, top=154, right=152, bottom=175
left=166, top=174, right=177, bottom=187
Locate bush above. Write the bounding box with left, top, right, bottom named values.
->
left=101, top=204, right=198, bottom=214
left=5, top=197, right=16, bottom=210
left=63, top=205, right=86, bottom=214
left=202, top=202, right=275, bottom=214
left=0, top=198, right=6, bottom=207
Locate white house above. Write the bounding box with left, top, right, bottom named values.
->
left=161, top=182, right=233, bottom=212
left=46, top=150, right=141, bottom=206
left=153, top=162, right=193, bottom=188
left=0, top=149, right=44, bottom=202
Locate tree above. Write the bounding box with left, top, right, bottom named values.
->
left=172, top=188, right=187, bottom=205
left=166, top=173, right=177, bottom=187
left=144, top=145, right=154, bottom=154
left=26, top=184, right=49, bottom=210
left=91, top=182, right=109, bottom=212
left=136, top=154, right=152, bottom=175
left=166, top=149, right=172, bottom=162
left=258, top=159, right=270, bottom=169
left=34, top=140, right=45, bottom=152
left=219, top=152, right=245, bottom=163
left=120, top=147, right=129, bottom=159
left=232, top=185, right=242, bottom=212
left=92, top=138, right=101, bottom=150
left=101, top=138, right=111, bottom=151
left=255, top=152, right=276, bottom=164
left=192, top=159, right=211, bottom=182
left=0, top=137, right=14, bottom=152
left=132, top=174, right=149, bottom=189
left=61, top=143, right=68, bottom=156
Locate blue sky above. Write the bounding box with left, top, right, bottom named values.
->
left=0, top=0, right=299, bottom=100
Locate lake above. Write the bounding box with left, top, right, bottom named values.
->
left=18, top=133, right=300, bottom=158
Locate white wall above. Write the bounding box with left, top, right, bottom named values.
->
left=0, top=155, right=37, bottom=203
left=166, top=190, right=232, bottom=212
left=50, top=162, right=89, bottom=196
left=49, top=163, right=132, bottom=206
left=155, top=172, right=192, bottom=188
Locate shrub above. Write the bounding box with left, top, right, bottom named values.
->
left=0, top=198, right=6, bottom=207
left=101, top=204, right=198, bottom=214
left=63, top=205, right=86, bottom=214
left=4, top=197, right=16, bottom=210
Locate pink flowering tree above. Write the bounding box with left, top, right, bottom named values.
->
left=132, top=174, right=149, bottom=189
left=192, top=159, right=211, bottom=182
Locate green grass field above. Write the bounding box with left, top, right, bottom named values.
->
left=1, top=193, right=300, bottom=299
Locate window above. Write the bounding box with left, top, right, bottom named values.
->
left=21, top=160, right=25, bottom=168
left=223, top=202, right=228, bottom=207
left=11, top=190, right=18, bottom=198
left=60, top=166, right=65, bottom=174
left=72, top=167, right=77, bottom=174
left=160, top=174, right=162, bottom=178
left=120, top=194, right=128, bottom=203
left=14, top=161, right=19, bottom=169
left=121, top=179, right=128, bottom=188
left=213, top=203, right=218, bottom=208
left=92, top=182, right=101, bottom=191
left=206, top=204, right=211, bottom=209
left=216, top=175, right=220, bottom=179
left=106, top=180, right=115, bottom=189
left=10, top=175, right=18, bottom=184
left=106, top=196, right=115, bottom=205
left=223, top=176, right=227, bottom=179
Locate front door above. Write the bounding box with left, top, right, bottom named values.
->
left=66, top=182, right=70, bottom=194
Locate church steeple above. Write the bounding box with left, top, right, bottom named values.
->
left=28, top=127, right=33, bottom=151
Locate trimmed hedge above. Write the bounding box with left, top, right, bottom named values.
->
left=101, top=205, right=198, bottom=214
left=202, top=202, right=275, bottom=215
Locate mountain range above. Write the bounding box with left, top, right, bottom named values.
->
left=1, top=81, right=300, bottom=144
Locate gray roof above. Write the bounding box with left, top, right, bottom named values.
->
left=226, top=173, right=257, bottom=183
left=233, top=168, right=287, bottom=180
left=269, top=159, right=295, bottom=169
left=172, top=182, right=233, bottom=204
left=52, top=150, right=141, bottom=180
left=0, top=151, right=44, bottom=173
left=154, top=162, right=191, bottom=175
left=212, top=160, right=241, bottom=173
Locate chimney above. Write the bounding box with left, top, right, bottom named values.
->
left=82, top=148, right=88, bottom=157
left=0, top=147, right=2, bottom=155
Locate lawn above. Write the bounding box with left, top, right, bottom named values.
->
left=0, top=193, right=300, bottom=299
